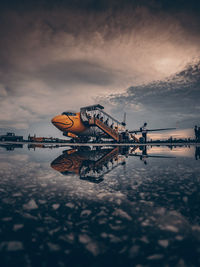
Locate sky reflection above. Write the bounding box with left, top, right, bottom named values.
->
left=0, top=145, right=200, bottom=266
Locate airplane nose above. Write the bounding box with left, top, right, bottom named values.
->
left=51, top=115, right=66, bottom=129
left=51, top=115, right=62, bottom=125
left=51, top=114, right=73, bottom=131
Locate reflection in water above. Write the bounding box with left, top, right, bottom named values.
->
left=195, top=146, right=200, bottom=160
left=0, top=144, right=200, bottom=267
left=51, top=145, right=175, bottom=182
left=0, top=143, right=23, bottom=151
left=27, top=144, right=67, bottom=150
left=51, top=147, right=127, bottom=183
left=130, top=145, right=175, bottom=165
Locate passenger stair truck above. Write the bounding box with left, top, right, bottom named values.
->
left=80, top=104, right=139, bottom=142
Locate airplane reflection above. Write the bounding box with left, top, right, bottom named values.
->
left=51, top=146, right=175, bottom=183
left=51, top=147, right=127, bottom=183
left=129, top=145, right=175, bottom=165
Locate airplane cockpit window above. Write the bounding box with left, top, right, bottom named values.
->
left=62, top=111, right=76, bottom=116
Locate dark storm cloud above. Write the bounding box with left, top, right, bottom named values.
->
left=1, top=0, right=200, bottom=11
left=35, top=60, right=116, bottom=87
left=106, top=61, right=200, bottom=128
left=1, top=0, right=200, bottom=42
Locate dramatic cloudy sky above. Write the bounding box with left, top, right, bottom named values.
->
left=0, top=0, right=200, bottom=137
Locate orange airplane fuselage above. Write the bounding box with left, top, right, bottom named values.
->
left=51, top=112, right=88, bottom=138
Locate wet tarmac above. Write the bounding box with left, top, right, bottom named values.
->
left=0, top=144, right=200, bottom=266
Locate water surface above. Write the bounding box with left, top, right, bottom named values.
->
left=0, top=144, right=200, bottom=266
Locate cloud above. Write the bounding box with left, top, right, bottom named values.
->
left=34, top=59, right=117, bottom=87
left=0, top=1, right=200, bottom=132
left=104, top=60, right=200, bottom=128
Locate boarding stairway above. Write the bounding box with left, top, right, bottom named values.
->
left=80, top=104, right=139, bottom=142
left=80, top=104, right=122, bottom=141
left=88, top=117, right=119, bottom=141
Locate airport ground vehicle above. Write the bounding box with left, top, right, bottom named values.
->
left=0, top=132, right=23, bottom=142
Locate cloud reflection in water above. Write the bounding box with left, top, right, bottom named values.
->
left=0, top=144, right=200, bottom=266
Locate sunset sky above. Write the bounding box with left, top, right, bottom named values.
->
left=0, top=0, right=200, bottom=138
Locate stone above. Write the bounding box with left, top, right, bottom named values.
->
left=52, top=204, right=60, bottom=210
left=7, top=241, right=24, bottom=251
left=23, top=199, right=38, bottom=210
left=13, top=224, right=24, bottom=231
left=158, top=240, right=169, bottom=248
left=112, top=209, right=132, bottom=221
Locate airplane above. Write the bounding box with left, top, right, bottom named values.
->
left=51, top=104, right=126, bottom=142
left=51, top=104, right=175, bottom=143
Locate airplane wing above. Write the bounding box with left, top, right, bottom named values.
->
left=129, top=128, right=176, bottom=134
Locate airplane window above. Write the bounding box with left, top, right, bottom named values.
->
left=62, top=112, right=76, bottom=116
